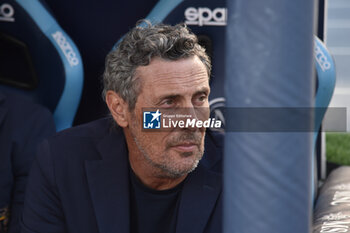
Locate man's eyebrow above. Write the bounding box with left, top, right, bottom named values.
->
left=156, top=94, right=181, bottom=102
left=157, top=88, right=210, bottom=100
left=194, top=87, right=210, bottom=96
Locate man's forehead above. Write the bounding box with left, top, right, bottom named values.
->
left=136, top=57, right=208, bottom=85
left=156, top=85, right=210, bottom=97
left=138, top=56, right=207, bottom=75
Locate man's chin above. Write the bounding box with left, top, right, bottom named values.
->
left=153, top=154, right=201, bottom=178
left=172, top=156, right=201, bottom=173
left=158, top=163, right=199, bottom=179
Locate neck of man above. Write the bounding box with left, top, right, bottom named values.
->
left=128, top=156, right=187, bottom=190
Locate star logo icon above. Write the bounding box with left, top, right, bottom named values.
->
left=143, top=109, right=162, bottom=129
left=150, top=109, right=162, bottom=122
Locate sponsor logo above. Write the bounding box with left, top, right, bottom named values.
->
left=209, top=97, right=225, bottom=132
left=0, top=3, right=15, bottom=22
left=315, top=41, right=331, bottom=72
left=143, top=109, right=222, bottom=130
left=185, top=7, right=227, bottom=26
left=331, top=183, right=350, bottom=191
left=52, top=31, right=79, bottom=67
left=331, top=191, right=350, bottom=206
left=320, top=213, right=350, bottom=232
left=321, top=213, right=350, bottom=221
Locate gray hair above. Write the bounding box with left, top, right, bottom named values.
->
left=102, top=20, right=211, bottom=110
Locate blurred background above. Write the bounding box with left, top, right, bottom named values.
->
left=326, top=0, right=350, bottom=166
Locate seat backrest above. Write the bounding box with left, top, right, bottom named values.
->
left=314, top=36, right=336, bottom=141
left=0, top=0, right=83, bottom=131
left=312, top=36, right=336, bottom=201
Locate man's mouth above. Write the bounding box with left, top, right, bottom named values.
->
left=171, top=142, right=198, bottom=152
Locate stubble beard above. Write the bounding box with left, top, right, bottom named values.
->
left=130, top=121, right=205, bottom=179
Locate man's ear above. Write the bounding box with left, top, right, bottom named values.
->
left=105, top=91, right=129, bottom=127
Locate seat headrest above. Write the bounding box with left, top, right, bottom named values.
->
left=0, top=0, right=84, bottom=131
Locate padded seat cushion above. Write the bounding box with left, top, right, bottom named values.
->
left=314, top=166, right=350, bottom=233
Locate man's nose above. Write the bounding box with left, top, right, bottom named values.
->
left=179, top=101, right=198, bottom=120
left=177, top=103, right=209, bottom=131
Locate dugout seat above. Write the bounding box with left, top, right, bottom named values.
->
left=313, top=166, right=350, bottom=232
left=0, top=0, right=83, bottom=131
left=312, top=36, right=337, bottom=201
left=311, top=37, right=350, bottom=233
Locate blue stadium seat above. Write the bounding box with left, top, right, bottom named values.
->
left=0, top=0, right=83, bottom=131
left=43, top=0, right=159, bottom=125
left=314, top=36, right=336, bottom=143
left=313, top=36, right=336, bottom=201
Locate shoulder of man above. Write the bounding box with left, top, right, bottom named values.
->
left=42, top=117, right=119, bottom=161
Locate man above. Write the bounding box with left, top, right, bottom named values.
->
left=0, top=91, right=55, bottom=233
left=21, top=22, right=223, bottom=233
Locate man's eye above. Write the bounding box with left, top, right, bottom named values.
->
left=198, top=95, right=207, bottom=102
left=196, top=95, right=208, bottom=103
left=162, top=99, right=174, bottom=106
left=192, top=94, right=208, bottom=107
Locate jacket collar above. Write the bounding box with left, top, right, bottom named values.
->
left=85, top=126, right=222, bottom=233
left=85, top=128, right=130, bottom=233
left=176, top=163, right=221, bottom=233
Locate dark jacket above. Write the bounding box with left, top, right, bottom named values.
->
left=0, top=92, right=55, bottom=233
left=21, top=118, right=223, bottom=233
